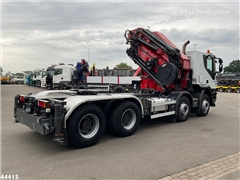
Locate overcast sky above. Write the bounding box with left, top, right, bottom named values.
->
left=2, top=0, right=239, bottom=74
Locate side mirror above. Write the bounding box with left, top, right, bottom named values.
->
left=218, top=58, right=223, bottom=73
left=219, top=64, right=223, bottom=73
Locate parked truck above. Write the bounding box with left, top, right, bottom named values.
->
left=32, top=69, right=46, bottom=87
left=14, top=28, right=223, bottom=148
left=29, top=66, right=56, bottom=88
left=45, top=66, right=55, bottom=89
left=216, top=73, right=240, bottom=93
left=50, top=63, right=140, bottom=92
left=11, top=76, right=24, bottom=84
left=0, top=75, right=11, bottom=84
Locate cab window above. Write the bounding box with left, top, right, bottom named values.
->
left=207, top=56, right=213, bottom=71
left=55, top=69, right=62, bottom=75
left=203, top=55, right=216, bottom=79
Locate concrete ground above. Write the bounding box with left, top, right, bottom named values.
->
left=1, top=85, right=239, bottom=179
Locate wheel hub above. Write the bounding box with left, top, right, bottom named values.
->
left=78, top=114, right=100, bottom=139
left=180, top=103, right=189, bottom=117
left=202, top=100, right=209, bottom=113
left=123, top=113, right=131, bottom=126
left=81, top=119, right=93, bottom=131
left=121, top=109, right=136, bottom=130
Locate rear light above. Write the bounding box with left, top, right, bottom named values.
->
left=38, top=100, right=50, bottom=108
left=19, top=95, right=25, bottom=102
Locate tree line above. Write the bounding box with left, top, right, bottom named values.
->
left=223, top=60, right=240, bottom=73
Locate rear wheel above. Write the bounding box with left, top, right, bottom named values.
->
left=67, top=105, right=106, bottom=148
left=110, top=101, right=140, bottom=136
left=114, top=86, right=125, bottom=93
left=104, top=100, right=120, bottom=132
left=236, top=88, right=240, bottom=93
left=196, top=94, right=210, bottom=116
left=65, top=85, right=73, bottom=90
left=176, top=96, right=190, bottom=122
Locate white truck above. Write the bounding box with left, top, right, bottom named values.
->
left=11, top=77, right=24, bottom=84
left=32, top=69, right=46, bottom=87
left=31, top=66, right=56, bottom=88
left=51, top=64, right=140, bottom=92
left=14, top=28, right=223, bottom=148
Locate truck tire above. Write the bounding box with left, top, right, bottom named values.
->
left=222, top=80, right=229, bottom=86
left=230, top=80, right=238, bottom=86
left=65, top=85, right=73, bottom=90
left=114, top=86, right=125, bottom=93
left=110, top=101, right=141, bottom=137
left=104, top=100, right=120, bottom=121
left=67, top=105, right=106, bottom=148
left=176, top=96, right=190, bottom=122
left=103, top=100, right=121, bottom=132
left=219, top=87, right=224, bottom=92
left=219, top=80, right=223, bottom=86
left=196, top=94, right=210, bottom=117
left=77, top=85, right=87, bottom=89
left=236, top=88, right=240, bottom=93
left=227, top=87, right=233, bottom=93
left=59, top=84, right=66, bottom=90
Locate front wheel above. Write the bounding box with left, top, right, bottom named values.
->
left=196, top=94, right=210, bottom=116
left=176, top=96, right=190, bottom=122
left=67, top=105, right=106, bottom=148
left=110, top=101, right=141, bottom=137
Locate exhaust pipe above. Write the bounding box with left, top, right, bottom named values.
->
left=182, top=40, right=190, bottom=54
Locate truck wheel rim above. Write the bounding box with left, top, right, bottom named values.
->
left=202, top=99, right=209, bottom=114
left=121, top=109, right=136, bottom=130
left=78, top=113, right=100, bottom=139
left=180, top=102, right=189, bottom=118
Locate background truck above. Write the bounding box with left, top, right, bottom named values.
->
left=216, top=73, right=240, bottom=93
left=11, top=76, right=24, bottom=84
left=32, top=69, right=46, bottom=87
left=0, top=75, right=11, bottom=84
left=51, top=63, right=140, bottom=92
left=29, top=66, right=56, bottom=88
left=45, top=65, right=55, bottom=89
left=14, top=27, right=223, bottom=148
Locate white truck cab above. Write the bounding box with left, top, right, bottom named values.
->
left=186, top=51, right=220, bottom=88
left=52, top=64, right=75, bottom=89
left=32, top=69, right=45, bottom=87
